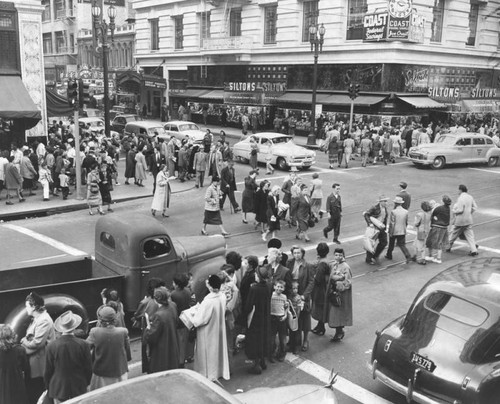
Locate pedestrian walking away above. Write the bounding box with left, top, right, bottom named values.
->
left=385, top=196, right=412, bottom=263
left=363, top=195, right=389, bottom=265
left=310, top=173, right=323, bottom=222
left=323, top=183, right=342, bottom=244
left=220, top=159, right=241, bottom=213
left=425, top=195, right=452, bottom=264
left=396, top=181, right=411, bottom=210
left=241, top=169, right=258, bottom=223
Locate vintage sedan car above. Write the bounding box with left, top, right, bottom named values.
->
left=65, top=369, right=338, bottom=404
left=124, top=121, right=168, bottom=139
left=111, top=114, right=143, bottom=135
left=408, top=133, right=500, bottom=169
left=232, top=132, right=316, bottom=170
left=370, top=257, right=500, bottom=404
left=78, top=117, right=119, bottom=138
left=164, top=120, right=206, bottom=143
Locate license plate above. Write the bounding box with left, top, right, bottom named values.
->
left=410, top=352, right=436, bottom=372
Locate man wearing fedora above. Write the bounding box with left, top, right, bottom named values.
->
left=363, top=195, right=390, bottom=265
left=396, top=181, right=411, bottom=210
left=44, top=311, right=92, bottom=403
left=323, top=183, right=342, bottom=244
left=385, top=196, right=412, bottom=263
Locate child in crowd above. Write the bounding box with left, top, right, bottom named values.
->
left=413, top=201, right=432, bottom=265
left=288, top=281, right=304, bottom=354
left=39, top=161, right=53, bottom=201
left=59, top=165, right=70, bottom=200
left=270, top=279, right=288, bottom=362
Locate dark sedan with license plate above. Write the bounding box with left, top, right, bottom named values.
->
left=370, top=257, right=500, bottom=404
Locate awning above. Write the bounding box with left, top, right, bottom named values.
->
left=461, top=99, right=500, bottom=113
left=323, top=94, right=387, bottom=106
left=199, top=89, right=224, bottom=100
left=277, top=92, right=331, bottom=104
left=398, top=96, right=447, bottom=109
left=174, top=88, right=211, bottom=98
left=46, top=88, right=73, bottom=117
left=0, top=75, right=41, bottom=120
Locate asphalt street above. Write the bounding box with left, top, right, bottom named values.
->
left=1, top=150, right=500, bottom=403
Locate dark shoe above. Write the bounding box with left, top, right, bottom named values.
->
left=323, top=229, right=328, bottom=239
left=162, top=213, right=169, bottom=217
left=247, top=364, right=262, bottom=375
left=277, top=353, right=286, bottom=361
left=43, top=198, right=49, bottom=201
left=445, top=248, right=451, bottom=252
left=19, top=198, right=25, bottom=203
left=384, top=255, right=392, bottom=260
left=411, top=256, right=417, bottom=262
left=366, top=258, right=376, bottom=265
left=330, top=332, right=345, bottom=342
left=6, top=201, right=13, bottom=205
left=417, top=260, right=427, bottom=265
left=468, top=252, right=479, bottom=256
left=301, top=341, right=309, bottom=351
left=125, top=181, right=130, bottom=185
left=234, top=208, right=241, bottom=213
left=268, top=356, right=275, bottom=364
left=242, top=219, right=248, bottom=224
left=201, top=229, right=208, bottom=236
left=29, top=192, right=36, bottom=196
left=260, top=359, right=267, bottom=370
left=333, top=239, right=341, bottom=244
left=107, top=208, right=114, bottom=213
left=319, top=211, right=324, bottom=219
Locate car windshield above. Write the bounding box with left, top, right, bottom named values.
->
left=261, top=136, right=291, bottom=144
left=424, top=291, right=488, bottom=326
left=179, top=124, right=199, bottom=132
left=148, top=127, right=166, bottom=136
left=435, top=136, right=458, bottom=145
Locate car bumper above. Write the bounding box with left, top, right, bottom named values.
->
left=371, top=361, right=451, bottom=404
left=289, top=158, right=315, bottom=167
left=409, top=157, right=432, bottom=165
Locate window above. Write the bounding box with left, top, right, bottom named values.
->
left=174, top=15, right=183, bottom=49
left=264, top=5, right=277, bottom=44
left=466, top=3, right=479, bottom=46
left=55, top=31, right=65, bottom=53
left=150, top=18, right=159, bottom=50
left=431, top=0, right=445, bottom=42
left=302, top=1, right=318, bottom=42
left=42, top=0, right=50, bottom=22
left=456, top=138, right=471, bottom=146
left=200, top=11, right=210, bottom=46
left=346, top=0, right=367, bottom=40
left=43, top=33, right=52, bottom=54
left=143, top=237, right=171, bottom=259
left=69, top=33, right=74, bottom=53
left=229, top=8, right=242, bottom=37
left=425, top=292, right=488, bottom=326
left=100, top=232, right=115, bottom=250
left=473, top=137, right=485, bottom=145
left=54, top=0, right=65, bottom=19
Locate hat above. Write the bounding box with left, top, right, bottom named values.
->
left=399, top=181, right=408, bottom=189
left=267, top=238, right=282, bottom=249
left=289, top=166, right=299, bottom=172
left=256, top=265, right=269, bottom=281
left=249, top=170, right=258, bottom=176
left=54, top=310, right=82, bottom=333
left=208, top=274, right=222, bottom=290
left=393, top=196, right=404, bottom=204
left=442, top=195, right=452, bottom=205
left=154, top=286, right=170, bottom=305
left=97, top=306, right=116, bottom=323
left=378, top=195, right=389, bottom=202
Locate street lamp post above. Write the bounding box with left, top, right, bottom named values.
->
left=91, top=1, right=116, bottom=138
left=307, top=22, right=325, bottom=146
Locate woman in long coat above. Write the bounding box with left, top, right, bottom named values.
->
left=263, top=185, right=281, bottom=241
left=311, top=243, right=330, bottom=336
left=99, top=162, right=113, bottom=212
left=124, top=144, right=136, bottom=184
left=134, top=145, right=148, bottom=187
left=151, top=164, right=171, bottom=217
left=244, top=266, right=271, bottom=374
left=254, top=180, right=269, bottom=233
left=0, top=324, right=29, bottom=404
left=4, top=156, right=25, bottom=204
left=249, top=136, right=259, bottom=170
left=201, top=176, right=229, bottom=236
left=241, top=170, right=258, bottom=224
left=87, top=163, right=104, bottom=215
left=296, top=184, right=312, bottom=242
left=310, top=173, right=323, bottom=221
left=144, top=287, right=179, bottom=373
left=324, top=248, right=352, bottom=342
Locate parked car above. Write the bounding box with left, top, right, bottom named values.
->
left=65, top=369, right=338, bottom=404
left=232, top=132, right=316, bottom=170
left=124, top=120, right=168, bottom=139
left=164, top=121, right=206, bottom=143
left=111, top=114, right=143, bottom=135
left=82, top=108, right=103, bottom=118
left=408, top=133, right=500, bottom=169
left=370, top=257, right=500, bottom=404
left=79, top=117, right=105, bottom=134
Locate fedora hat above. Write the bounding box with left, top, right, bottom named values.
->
left=378, top=195, right=389, bottom=202
left=393, top=196, right=404, bottom=204
left=54, top=310, right=82, bottom=333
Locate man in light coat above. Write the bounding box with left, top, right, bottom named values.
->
left=447, top=184, right=478, bottom=256
left=385, top=196, right=412, bottom=263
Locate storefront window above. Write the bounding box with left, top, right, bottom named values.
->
left=466, top=3, right=479, bottom=46
left=431, top=0, right=445, bottom=42
left=230, top=9, right=241, bottom=37
left=346, top=0, right=367, bottom=40
left=174, top=15, right=183, bottom=49
left=150, top=18, right=159, bottom=50
left=302, top=1, right=318, bottom=42
left=264, top=5, right=277, bottom=44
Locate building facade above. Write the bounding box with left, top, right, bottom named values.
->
left=132, top=0, right=500, bottom=131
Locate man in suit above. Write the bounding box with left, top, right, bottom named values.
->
left=148, top=145, right=164, bottom=195
left=447, top=184, right=478, bottom=256
left=177, top=143, right=189, bottom=182
left=265, top=247, right=293, bottom=298
left=166, top=137, right=177, bottom=178
left=219, top=159, right=240, bottom=212
left=363, top=195, right=389, bottom=265
left=207, top=143, right=222, bottom=178
left=323, top=183, right=342, bottom=244
left=44, top=311, right=92, bottom=403
left=385, top=196, right=412, bottom=263
left=396, top=181, right=411, bottom=210
left=193, top=147, right=207, bottom=188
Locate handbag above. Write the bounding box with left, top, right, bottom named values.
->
left=89, top=182, right=100, bottom=194
left=328, top=281, right=342, bottom=307
left=307, top=217, right=316, bottom=228
left=286, top=300, right=298, bottom=331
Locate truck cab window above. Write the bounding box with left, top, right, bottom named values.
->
left=143, top=237, right=171, bottom=259
left=100, top=232, right=115, bottom=250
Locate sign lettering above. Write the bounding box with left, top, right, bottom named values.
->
left=470, top=88, right=497, bottom=98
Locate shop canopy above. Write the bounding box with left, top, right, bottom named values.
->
left=277, top=92, right=331, bottom=104
left=199, top=89, right=225, bottom=100
left=397, top=96, right=447, bottom=109
left=176, top=88, right=212, bottom=98
left=323, top=94, right=387, bottom=106
left=46, top=88, right=73, bottom=117
left=0, top=75, right=41, bottom=121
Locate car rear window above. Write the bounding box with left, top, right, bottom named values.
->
left=424, top=291, right=488, bottom=326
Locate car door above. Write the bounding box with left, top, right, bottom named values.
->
left=472, top=137, right=488, bottom=162
left=451, top=137, right=473, bottom=163
left=259, top=138, right=271, bottom=163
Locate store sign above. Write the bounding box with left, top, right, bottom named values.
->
left=224, top=81, right=287, bottom=105
left=144, top=80, right=166, bottom=89
left=363, top=13, right=388, bottom=41
left=470, top=88, right=497, bottom=98
left=428, top=86, right=460, bottom=100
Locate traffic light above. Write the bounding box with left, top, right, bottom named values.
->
left=355, top=84, right=360, bottom=98
left=348, top=84, right=355, bottom=100
left=78, top=79, right=90, bottom=108
left=67, top=78, right=78, bottom=108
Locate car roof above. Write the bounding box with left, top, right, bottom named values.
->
left=166, top=121, right=198, bottom=126
left=114, top=114, right=138, bottom=119
left=440, top=133, right=490, bottom=139
left=79, top=117, right=103, bottom=123
left=125, top=121, right=164, bottom=128
left=252, top=132, right=292, bottom=139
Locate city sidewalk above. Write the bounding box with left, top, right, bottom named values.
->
left=0, top=158, right=195, bottom=221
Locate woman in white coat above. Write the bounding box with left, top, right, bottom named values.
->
left=151, top=164, right=171, bottom=217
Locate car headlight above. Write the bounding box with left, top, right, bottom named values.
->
left=311, top=151, right=316, bottom=158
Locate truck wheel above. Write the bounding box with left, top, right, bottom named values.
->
left=431, top=156, right=445, bottom=169
left=487, top=156, right=498, bottom=167
left=277, top=157, right=287, bottom=170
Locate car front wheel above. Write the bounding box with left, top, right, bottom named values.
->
left=431, top=156, right=445, bottom=169
left=276, top=157, right=287, bottom=170
left=487, top=156, right=499, bottom=167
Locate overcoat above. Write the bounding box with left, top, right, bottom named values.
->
left=0, top=345, right=29, bottom=404
left=324, top=260, right=353, bottom=328
left=241, top=176, right=257, bottom=213
left=5, top=162, right=23, bottom=189
left=144, top=304, right=180, bottom=373
left=151, top=171, right=171, bottom=212
left=124, top=150, right=136, bottom=178
left=191, top=291, right=230, bottom=381
left=296, top=194, right=312, bottom=232
left=311, top=259, right=331, bottom=321
left=134, top=151, right=148, bottom=180
left=254, top=188, right=268, bottom=223
left=244, top=282, right=271, bottom=360
left=266, top=193, right=280, bottom=231
left=453, top=192, right=477, bottom=226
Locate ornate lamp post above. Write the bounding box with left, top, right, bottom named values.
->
left=91, top=1, right=116, bottom=138
left=307, top=22, right=325, bottom=146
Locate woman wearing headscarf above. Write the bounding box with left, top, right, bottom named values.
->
left=296, top=183, right=312, bottom=242
left=241, top=170, right=258, bottom=224
left=201, top=176, right=230, bottom=237
left=311, top=243, right=330, bottom=336
left=144, top=287, right=180, bottom=373
left=151, top=164, right=172, bottom=217
left=324, top=248, right=352, bottom=342
left=243, top=266, right=271, bottom=374
left=21, top=292, right=55, bottom=404
left=0, top=324, right=29, bottom=404
left=262, top=184, right=281, bottom=242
